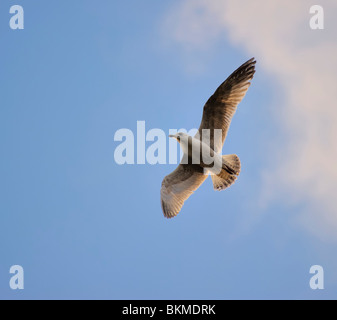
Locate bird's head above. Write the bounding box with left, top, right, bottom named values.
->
left=169, top=132, right=188, bottom=143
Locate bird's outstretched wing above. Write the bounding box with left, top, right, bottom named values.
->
left=197, top=58, right=256, bottom=153
left=161, top=159, right=208, bottom=218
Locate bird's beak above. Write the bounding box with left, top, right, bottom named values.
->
left=169, top=134, right=175, bottom=138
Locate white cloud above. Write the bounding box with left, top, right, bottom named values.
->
left=162, top=0, right=337, bottom=241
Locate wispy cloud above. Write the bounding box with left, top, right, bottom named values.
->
left=162, top=0, right=337, bottom=241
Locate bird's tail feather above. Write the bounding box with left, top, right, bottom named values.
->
left=211, top=154, right=241, bottom=191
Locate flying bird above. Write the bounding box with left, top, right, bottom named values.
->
left=161, top=58, right=256, bottom=218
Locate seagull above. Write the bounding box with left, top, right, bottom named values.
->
left=161, top=58, right=256, bottom=218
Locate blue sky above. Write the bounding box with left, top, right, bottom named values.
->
left=1, top=0, right=337, bottom=299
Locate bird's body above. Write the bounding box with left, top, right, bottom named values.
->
left=161, top=58, right=256, bottom=218
left=175, top=133, right=224, bottom=175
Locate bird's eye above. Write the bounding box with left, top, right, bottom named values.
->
left=177, top=136, right=181, bottom=141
